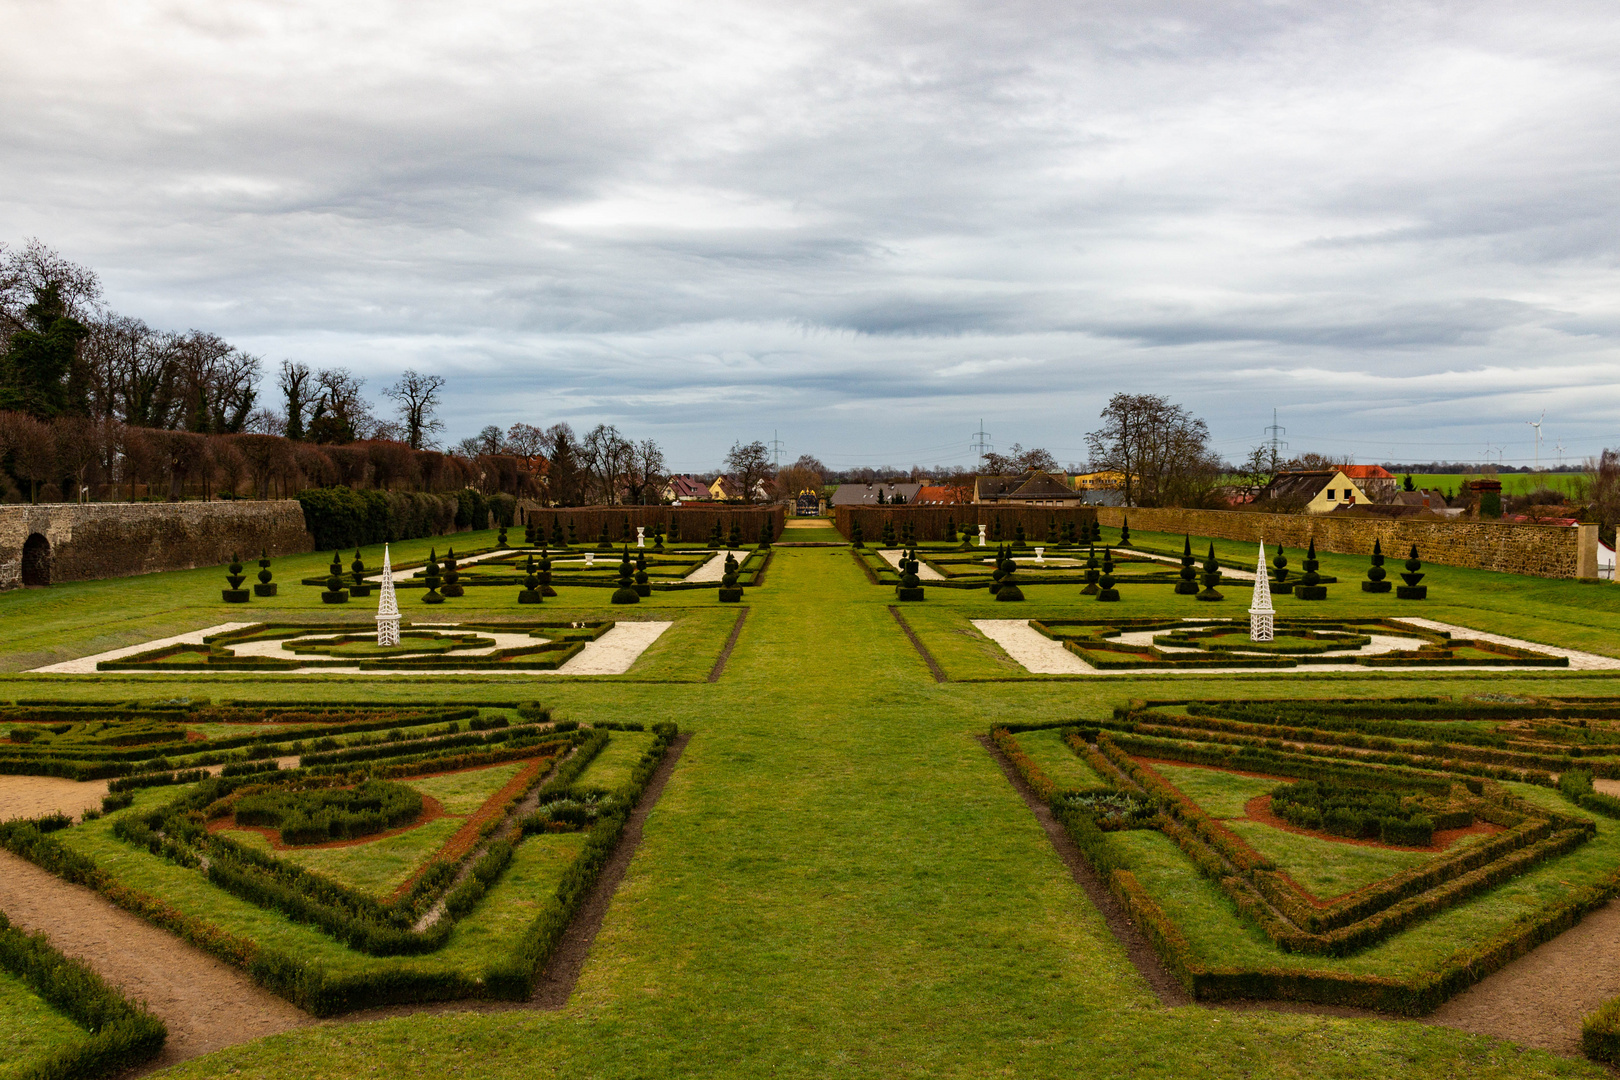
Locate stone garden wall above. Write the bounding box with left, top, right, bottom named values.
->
left=1091, top=506, right=1598, bottom=580
left=0, top=501, right=313, bottom=590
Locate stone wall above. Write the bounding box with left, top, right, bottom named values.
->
left=0, top=501, right=313, bottom=590
left=1091, top=506, right=1598, bottom=580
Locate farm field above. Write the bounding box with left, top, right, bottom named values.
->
left=3, top=528, right=1620, bottom=1078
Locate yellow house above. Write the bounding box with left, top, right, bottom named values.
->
left=1261, top=469, right=1371, bottom=514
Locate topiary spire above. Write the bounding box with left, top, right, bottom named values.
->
left=1397, top=544, right=1427, bottom=599
left=1096, top=546, right=1119, bottom=601
left=321, top=551, right=349, bottom=604
left=252, top=548, right=276, bottom=597
left=223, top=552, right=250, bottom=603
left=1362, top=539, right=1391, bottom=593
left=1195, top=542, right=1224, bottom=601
left=421, top=548, right=443, bottom=604
left=1174, top=535, right=1198, bottom=595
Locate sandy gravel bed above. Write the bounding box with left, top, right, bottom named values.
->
left=685, top=551, right=747, bottom=582
left=0, top=775, right=110, bottom=821
left=970, top=620, right=1096, bottom=674
left=0, top=849, right=311, bottom=1067
left=877, top=550, right=945, bottom=580
left=30, top=623, right=255, bottom=674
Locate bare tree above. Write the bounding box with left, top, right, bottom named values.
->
left=0, top=239, right=102, bottom=340
left=581, top=424, right=633, bottom=504
left=382, top=369, right=446, bottom=450
left=725, top=439, right=774, bottom=504
left=278, top=360, right=313, bottom=440
left=307, top=368, right=371, bottom=444
left=1086, top=393, right=1223, bottom=508
left=980, top=443, right=1059, bottom=475
left=504, top=422, right=548, bottom=471
left=625, top=438, right=666, bottom=504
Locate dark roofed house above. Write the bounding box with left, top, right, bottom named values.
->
left=974, top=471, right=1086, bottom=507
left=662, top=474, right=715, bottom=503
left=914, top=485, right=969, bottom=505
left=830, top=482, right=923, bottom=507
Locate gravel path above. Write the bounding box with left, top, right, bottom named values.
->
left=1391, top=617, right=1620, bottom=670
left=30, top=622, right=254, bottom=674
left=554, top=621, right=673, bottom=674
left=0, top=849, right=312, bottom=1070
left=877, top=550, right=945, bottom=580
left=1428, top=899, right=1620, bottom=1057
left=0, top=775, right=110, bottom=821
left=970, top=619, right=1095, bottom=674
left=685, top=551, right=747, bottom=582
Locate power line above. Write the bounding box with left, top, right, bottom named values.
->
left=768, top=429, right=785, bottom=470
left=1264, top=408, right=1289, bottom=462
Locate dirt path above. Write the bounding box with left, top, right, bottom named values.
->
left=1427, top=898, right=1620, bottom=1057
left=0, top=849, right=312, bottom=1072
left=0, top=775, right=109, bottom=821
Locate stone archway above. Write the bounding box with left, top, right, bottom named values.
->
left=21, top=533, right=50, bottom=587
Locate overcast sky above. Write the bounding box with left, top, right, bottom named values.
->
left=3, top=0, right=1617, bottom=471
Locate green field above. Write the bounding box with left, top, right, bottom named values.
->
left=2, top=524, right=1619, bottom=1077
left=1406, top=473, right=1588, bottom=498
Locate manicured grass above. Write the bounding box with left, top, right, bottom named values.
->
left=571, top=730, right=655, bottom=793
left=1224, top=820, right=1434, bottom=898
left=223, top=816, right=466, bottom=898
left=408, top=761, right=527, bottom=814
left=1013, top=728, right=1105, bottom=789
left=2, top=539, right=1615, bottom=1078
left=1153, top=763, right=1277, bottom=819
left=0, top=968, right=93, bottom=1080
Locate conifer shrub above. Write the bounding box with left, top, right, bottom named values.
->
left=1196, top=542, right=1224, bottom=601
left=597, top=523, right=612, bottom=550
left=1013, top=523, right=1027, bottom=550
left=1362, top=539, right=1391, bottom=593
left=524, top=520, right=536, bottom=546
left=538, top=550, right=556, bottom=597
left=995, top=549, right=1024, bottom=601
left=1293, top=538, right=1327, bottom=600
left=567, top=520, right=578, bottom=546
left=635, top=551, right=651, bottom=597
left=758, top=519, right=773, bottom=549
left=1174, top=536, right=1199, bottom=595
left=882, top=520, right=897, bottom=547
left=1119, top=516, right=1131, bottom=546
left=944, top=517, right=957, bottom=542
left=718, top=552, right=743, bottom=602
left=253, top=549, right=277, bottom=597
left=989, top=544, right=1007, bottom=595
left=1269, top=779, right=1436, bottom=847
left=320, top=552, right=349, bottom=604
left=1097, top=547, right=1120, bottom=601
left=552, top=516, right=567, bottom=548
left=896, top=547, right=925, bottom=601
left=519, top=555, right=542, bottom=604
left=498, top=524, right=509, bottom=548
left=708, top=521, right=723, bottom=546
left=222, top=553, right=250, bottom=603
left=1272, top=544, right=1290, bottom=584
left=1082, top=544, right=1101, bottom=595
left=611, top=547, right=640, bottom=605
left=851, top=520, right=865, bottom=548
left=440, top=547, right=464, bottom=597
left=1397, top=545, right=1428, bottom=600
left=348, top=549, right=372, bottom=597
left=728, top=521, right=742, bottom=547
left=421, top=549, right=444, bottom=604
left=234, top=779, right=424, bottom=844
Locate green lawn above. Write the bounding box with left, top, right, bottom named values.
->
left=1, top=535, right=1616, bottom=1077
left=223, top=815, right=467, bottom=898
left=0, top=968, right=94, bottom=1080
left=1012, top=728, right=1106, bottom=789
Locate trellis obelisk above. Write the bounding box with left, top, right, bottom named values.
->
left=376, top=544, right=401, bottom=647
left=1249, top=540, right=1274, bottom=642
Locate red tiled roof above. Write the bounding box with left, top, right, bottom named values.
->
left=1343, top=465, right=1395, bottom=480
left=915, top=485, right=966, bottom=504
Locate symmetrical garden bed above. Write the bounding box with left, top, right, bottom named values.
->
left=301, top=543, right=770, bottom=594
left=992, top=695, right=1620, bottom=1014
left=0, top=701, right=678, bottom=1015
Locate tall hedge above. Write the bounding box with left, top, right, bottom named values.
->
left=297, top=487, right=464, bottom=549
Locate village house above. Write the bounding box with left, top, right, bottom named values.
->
left=974, top=470, right=1088, bottom=508
left=1258, top=469, right=1373, bottom=514
left=662, top=474, right=715, bottom=503
left=829, top=482, right=922, bottom=506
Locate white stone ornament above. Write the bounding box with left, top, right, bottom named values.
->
left=1249, top=539, right=1274, bottom=642
left=585, top=552, right=595, bottom=567
left=978, top=524, right=988, bottom=547
left=376, top=544, right=401, bottom=647
left=1034, top=547, right=1045, bottom=563
left=636, top=526, right=645, bottom=548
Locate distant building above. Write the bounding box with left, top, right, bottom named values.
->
left=1343, top=465, right=1399, bottom=503
left=914, top=485, right=969, bottom=505
left=830, top=482, right=922, bottom=507
left=974, top=471, right=1088, bottom=507
left=662, top=474, right=714, bottom=503
left=1258, top=469, right=1371, bottom=514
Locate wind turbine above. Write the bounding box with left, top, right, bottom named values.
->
left=1556, top=440, right=1567, bottom=468
left=1527, top=411, right=1545, bottom=471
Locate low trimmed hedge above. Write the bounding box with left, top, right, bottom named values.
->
left=1584, top=995, right=1620, bottom=1064
left=0, top=910, right=167, bottom=1080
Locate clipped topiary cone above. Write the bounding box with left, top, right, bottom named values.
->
left=253, top=548, right=276, bottom=597
left=440, top=547, right=463, bottom=597
left=759, top=519, right=773, bottom=549
left=1362, top=539, right=1391, bottom=593
left=421, top=548, right=443, bottom=604
left=524, top=519, right=537, bottom=547
left=728, top=521, right=742, bottom=547
left=1012, top=523, right=1027, bottom=550
left=320, top=551, right=349, bottom=604
left=348, top=548, right=372, bottom=597
left=1272, top=544, right=1290, bottom=584
left=1397, top=544, right=1428, bottom=599
left=1118, top=516, right=1131, bottom=547
left=995, top=548, right=1024, bottom=601
left=566, top=519, right=577, bottom=546
left=611, top=545, right=640, bottom=604
left=635, top=550, right=652, bottom=597
left=223, top=552, right=251, bottom=602
left=518, top=554, right=542, bottom=604
left=597, top=523, right=612, bottom=550
left=896, top=545, right=925, bottom=601
left=498, top=523, right=509, bottom=549
left=989, top=543, right=1007, bottom=595
left=1081, top=544, right=1101, bottom=595
left=1293, top=538, right=1327, bottom=600
left=538, top=548, right=556, bottom=596
left=1174, top=535, right=1199, bottom=595
left=1096, top=546, right=1120, bottom=601
left=945, top=517, right=957, bottom=542
left=1196, top=542, right=1224, bottom=601
left=717, top=552, right=743, bottom=602
left=851, top=520, right=865, bottom=548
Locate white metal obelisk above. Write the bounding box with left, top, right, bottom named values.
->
left=376, top=544, right=401, bottom=647
left=1249, top=540, right=1274, bottom=642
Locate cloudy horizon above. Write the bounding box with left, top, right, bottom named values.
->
left=3, top=0, right=1617, bottom=472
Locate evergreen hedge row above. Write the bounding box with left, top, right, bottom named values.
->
left=297, top=487, right=467, bottom=550
left=0, top=910, right=167, bottom=1080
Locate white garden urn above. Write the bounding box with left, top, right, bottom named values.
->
left=1034, top=547, right=1045, bottom=563
left=978, top=524, right=988, bottom=547
left=636, top=526, right=646, bottom=548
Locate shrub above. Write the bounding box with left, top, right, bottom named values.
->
left=233, top=779, right=424, bottom=844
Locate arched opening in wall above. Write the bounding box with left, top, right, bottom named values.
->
left=21, top=534, right=51, bottom=587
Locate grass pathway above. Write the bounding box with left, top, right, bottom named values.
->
left=3, top=543, right=1611, bottom=1078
